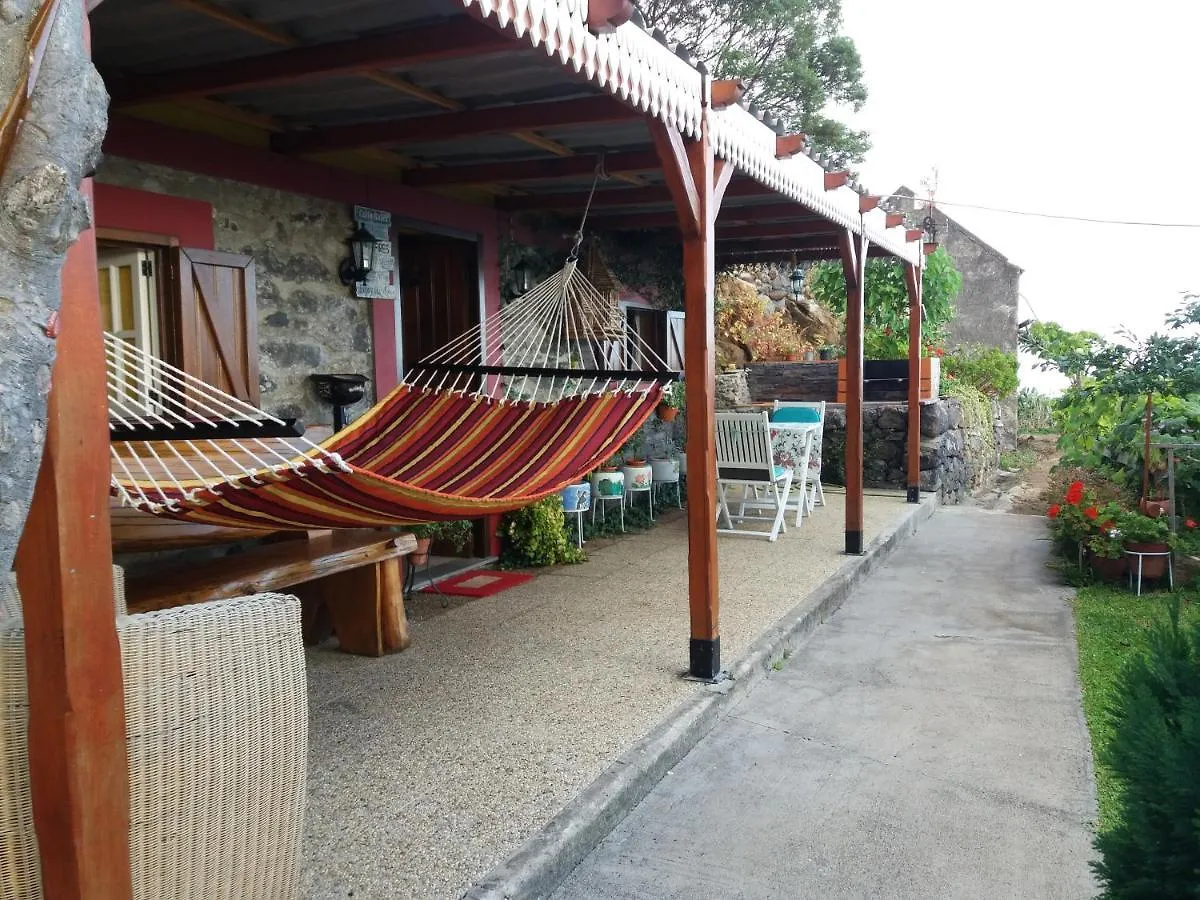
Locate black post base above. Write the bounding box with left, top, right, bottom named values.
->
left=907, top=486, right=920, bottom=504
left=689, top=637, right=721, bottom=681
left=845, top=530, right=864, bottom=555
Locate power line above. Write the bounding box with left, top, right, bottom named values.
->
left=882, top=195, right=1200, bottom=228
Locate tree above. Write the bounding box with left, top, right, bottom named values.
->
left=638, top=0, right=870, bottom=167
left=804, top=246, right=963, bottom=358
left=1019, top=321, right=1107, bottom=389
left=0, top=1, right=108, bottom=573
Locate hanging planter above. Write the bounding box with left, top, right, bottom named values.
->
left=656, top=403, right=678, bottom=422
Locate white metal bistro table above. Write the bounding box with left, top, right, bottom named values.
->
left=1124, top=548, right=1173, bottom=596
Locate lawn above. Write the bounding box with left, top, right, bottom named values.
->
left=1071, top=585, right=1200, bottom=831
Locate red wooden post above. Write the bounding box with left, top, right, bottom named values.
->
left=904, top=262, right=923, bottom=503
left=839, top=229, right=867, bottom=554
left=14, top=178, right=133, bottom=898
left=650, top=110, right=720, bottom=680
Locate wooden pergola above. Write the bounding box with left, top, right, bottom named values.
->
left=15, top=1, right=929, bottom=894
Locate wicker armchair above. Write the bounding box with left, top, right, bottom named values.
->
left=0, top=573, right=307, bottom=900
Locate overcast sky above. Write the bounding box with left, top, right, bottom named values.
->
left=836, top=0, right=1200, bottom=392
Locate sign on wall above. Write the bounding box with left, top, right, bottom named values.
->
left=353, top=205, right=398, bottom=300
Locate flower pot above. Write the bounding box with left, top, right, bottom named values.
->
left=818, top=348, right=836, bottom=361
left=656, top=403, right=678, bottom=422
left=622, top=463, right=653, bottom=491
left=786, top=353, right=799, bottom=362
left=678, top=454, right=687, bottom=477
left=1124, top=541, right=1171, bottom=579
left=803, top=350, right=816, bottom=362
left=650, top=457, right=680, bottom=483
left=1087, top=552, right=1127, bottom=582
left=625, top=457, right=646, bottom=467
left=1138, top=497, right=1170, bottom=519
left=591, top=470, right=625, bottom=499
left=560, top=481, right=591, bottom=513
left=412, top=536, right=432, bottom=567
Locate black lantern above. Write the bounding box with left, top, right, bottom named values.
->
left=339, top=225, right=380, bottom=285
left=512, top=258, right=533, bottom=294
left=789, top=265, right=805, bottom=299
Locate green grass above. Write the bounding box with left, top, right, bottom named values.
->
left=1071, top=586, right=1200, bottom=831
left=999, top=447, right=1038, bottom=471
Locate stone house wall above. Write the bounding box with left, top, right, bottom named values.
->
left=96, top=157, right=374, bottom=427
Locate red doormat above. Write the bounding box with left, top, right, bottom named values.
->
left=422, top=570, right=535, bottom=598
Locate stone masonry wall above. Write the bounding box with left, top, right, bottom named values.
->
left=97, top=158, right=374, bottom=427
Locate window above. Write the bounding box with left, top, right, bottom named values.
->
left=96, top=238, right=260, bottom=409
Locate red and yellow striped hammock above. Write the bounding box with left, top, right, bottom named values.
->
left=113, top=382, right=660, bottom=530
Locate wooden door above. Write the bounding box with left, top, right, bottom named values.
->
left=98, top=247, right=157, bottom=407
left=170, top=248, right=259, bottom=404
left=397, top=236, right=479, bottom=371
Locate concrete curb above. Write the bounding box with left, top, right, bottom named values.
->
left=464, top=494, right=939, bottom=900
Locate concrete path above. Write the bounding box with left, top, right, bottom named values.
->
left=553, top=507, right=1097, bottom=899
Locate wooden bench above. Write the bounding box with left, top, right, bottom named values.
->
left=125, top=530, right=417, bottom=657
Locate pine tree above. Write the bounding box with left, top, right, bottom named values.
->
left=1093, top=605, right=1200, bottom=897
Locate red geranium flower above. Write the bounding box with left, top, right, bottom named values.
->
left=934, top=347, right=945, bottom=357
left=1047, top=504, right=1062, bottom=519
left=1084, top=506, right=1099, bottom=520
left=1065, top=481, right=1084, bottom=505
left=1187, top=518, right=1197, bottom=529
left=1099, top=520, right=1116, bottom=533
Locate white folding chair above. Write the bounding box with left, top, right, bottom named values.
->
left=774, top=400, right=827, bottom=514
left=715, top=411, right=792, bottom=541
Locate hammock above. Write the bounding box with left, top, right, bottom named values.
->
left=108, top=260, right=673, bottom=530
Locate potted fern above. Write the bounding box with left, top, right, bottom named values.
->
left=657, top=381, right=684, bottom=422
left=1119, top=511, right=1173, bottom=579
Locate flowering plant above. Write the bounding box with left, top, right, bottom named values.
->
left=1086, top=503, right=1128, bottom=559
left=1176, top=518, right=1200, bottom=555
left=1047, top=480, right=1100, bottom=544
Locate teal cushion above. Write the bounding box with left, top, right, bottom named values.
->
left=772, top=407, right=821, bottom=423
left=774, top=466, right=789, bottom=479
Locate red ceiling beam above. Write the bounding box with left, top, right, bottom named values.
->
left=718, top=222, right=840, bottom=241
left=717, top=231, right=839, bottom=247
left=715, top=236, right=838, bottom=255
left=110, top=18, right=510, bottom=107
left=274, top=95, right=640, bottom=154
left=498, top=177, right=773, bottom=212
left=402, top=150, right=660, bottom=187
left=720, top=244, right=893, bottom=264
left=592, top=206, right=834, bottom=231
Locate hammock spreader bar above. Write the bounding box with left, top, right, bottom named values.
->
left=407, top=364, right=681, bottom=382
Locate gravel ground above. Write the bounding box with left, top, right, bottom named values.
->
left=301, top=490, right=912, bottom=899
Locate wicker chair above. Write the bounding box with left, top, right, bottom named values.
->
left=0, top=571, right=307, bottom=900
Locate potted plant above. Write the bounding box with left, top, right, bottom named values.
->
left=408, top=523, right=436, bottom=566
left=657, top=381, right=684, bottom=422
left=1085, top=505, right=1127, bottom=581
left=1119, top=510, right=1173, bottom=579
left=408, top=520, right=473, bottom=566
left=1046, top=480, right=1099, bottom=562
left=623, top=431, right=646, bottom=467
left=819, top=345, right=838, bottom=361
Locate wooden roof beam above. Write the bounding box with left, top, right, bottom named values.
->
left=719, top=244, right=893, bottom=264
left=274, top=96, right=640, bottom=155
left=711, top=79, right=746, bottom=110
left=886, top=212, right=905, bottom=228
left=110, top=18, right=510, bottom=107
left=775, top=133, right=806, bottom=159
left=859, top=195, right=880, bottom=214
left=403, top=150, right=659, bottom=188
left=718, top=222, right=841, bottom=241
left=498, top=178, right=773, bottom=212
left=906, top=228, right=923, bottom=242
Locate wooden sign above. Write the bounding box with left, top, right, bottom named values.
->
left=352, top=206, right=398, bottom=300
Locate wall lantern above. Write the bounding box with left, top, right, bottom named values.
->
left=339, top=225, right=380, bottom=285
left=789, top=265, right=805, bottom=299
left=512, top=258, right=533, bottom=294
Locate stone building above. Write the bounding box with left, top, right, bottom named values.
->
left=891, top=186, right=1022, bottom=353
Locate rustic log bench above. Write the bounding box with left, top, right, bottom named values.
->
left=125, top=530, right=417, bottom=657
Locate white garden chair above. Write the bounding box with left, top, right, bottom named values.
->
left=715, top=411, right=793, bottom=541
left=774, top=400, right=827, bottom=514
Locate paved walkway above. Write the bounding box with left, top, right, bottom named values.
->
left=553, top=507, right=1097, bottom=899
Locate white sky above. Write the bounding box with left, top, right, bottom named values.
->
left=836, top=0, right=1200, bottom=393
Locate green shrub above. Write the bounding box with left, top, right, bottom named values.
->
left=942, top=346, right=1019, bottom=399
left=1092, top=605, right=1200, bottom=897
left=500, top=496, right=585, bottom=568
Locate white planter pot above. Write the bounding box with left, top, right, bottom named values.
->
left=650, top=458, right=680, bottom=483
left=590, top=470, right=625, bottom=500
left=621, top=464, right=653, bottom=491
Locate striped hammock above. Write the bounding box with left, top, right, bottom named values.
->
left=108, top=261, right=671, bottom=529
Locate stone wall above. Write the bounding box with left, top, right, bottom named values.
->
left=744, top=361, right=838, bottom=402
left=820, top=400, right=996, bottom=503
left=97, top=158, right=374, bottom=427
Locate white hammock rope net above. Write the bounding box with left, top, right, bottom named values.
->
left=401, top=259, right=672, bottom=402
left=107, top=261, right=673, bottom=515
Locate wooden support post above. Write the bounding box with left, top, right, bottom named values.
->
left=839, top=229, right=867, bottom=555
left=13, top=179, right=133, bottom=900
left=904, top=262, right=923, bottom=503
left=650, top=110, right=720, bottom=680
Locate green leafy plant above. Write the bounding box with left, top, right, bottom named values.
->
left=1017, top=387, right=1056, bottom=433
left=1086, top=503, right=1128, bottom=559
left=660, top=380, right=686, bottom=410
left=409, top=520, right=474, bottom=552
left=1092, top=605, right=1200, bottom=897
left=942, top=346, right=1019, bottom=399
left=806, top=246, right=961, bottom=359
left=1117, top=511, right=1171, bottom=546
left=500, top=496, right=585, bottom=568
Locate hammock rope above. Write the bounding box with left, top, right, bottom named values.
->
left=108, top=259, right=673, bottom=529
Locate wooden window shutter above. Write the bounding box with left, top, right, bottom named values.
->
left=665, top=310, right=685, bottom=373
left=168, top=248, right=259, bottom=405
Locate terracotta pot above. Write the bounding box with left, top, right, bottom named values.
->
left=1124, top=541, right=1171, bottom=579
left=412, top=536, right=432, bottom=567
left=625, top=457, right=646, bottom=467
left=1139, top=497, right=1170, bottom=518
left=786, top=353, right=799, bottom=362
left=656, top=403, right=678, bottom=422
left=1087, top=552, right=1127, bottom=582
